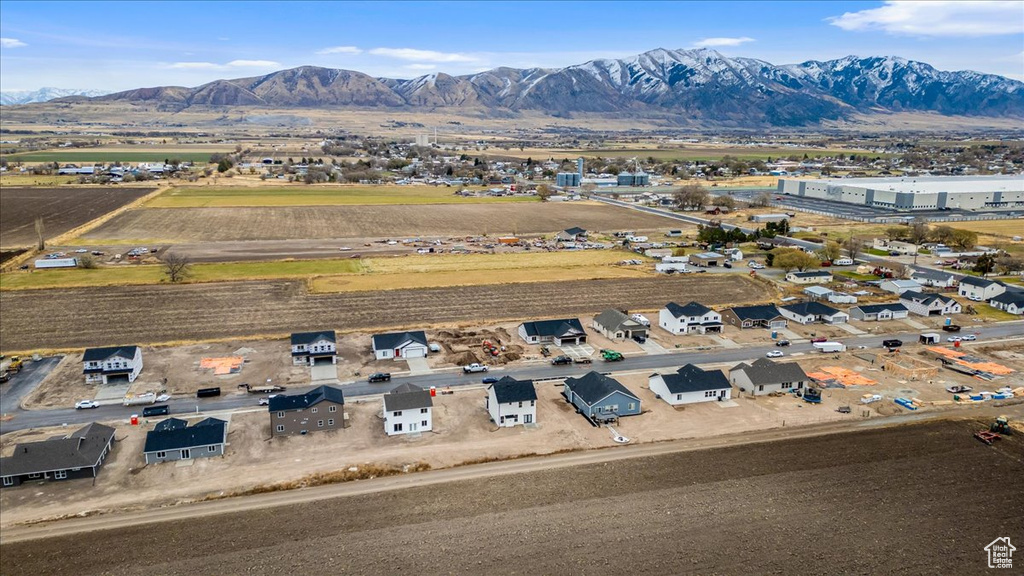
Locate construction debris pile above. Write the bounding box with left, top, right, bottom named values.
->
left=200, top=356, right=245, bottom=375
left=808, top=366, right=877, bottom=388
left=926, top=347, right=1015, bottom=381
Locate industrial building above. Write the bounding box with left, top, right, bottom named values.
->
left=777, top=175, right=1023, bottom=212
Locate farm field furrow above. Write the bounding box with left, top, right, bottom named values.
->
left=0, top=187, right=154, bottom=248
left=144, top=185, right=541, bottom=207
left=80, top=203, right=682, bottom=242
left=0, top=275, right=769, bottom=351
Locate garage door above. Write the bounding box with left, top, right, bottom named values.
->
left=403, top=347, right=426, bottom=358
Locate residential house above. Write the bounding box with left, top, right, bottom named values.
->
left=372, top=330, right=429, bottom=360
left=486, top=376, right=537, bottom=427
left=910, top=269, right=958, bottom=289
left=518, top=318, right=587, bottom=345
left=756, top=237, right=791, bottom=250
left=785, top=270, right=833, bottom=284
left=384, top=383, right=433, bottom=436
left=958, top=277, right=1006, bottom=302
left=848, top=303, right=910, bottom=322
left=689, top=252, right=724, bottom=267
left=872, top=238, right=918, bottom=255
left=290, top=330, right=337, bottom=366
left=269, top=385, right=346, bottom=437
left=750, top=213, right=790, bottom=223
left=82, top=346, right=143, bottom=385
left=1, top=423, right=115, bottom=488
left=722, top=304, right=788, bottom=330
left=563, top=371, right=641, bottom=423
left=778, top=302, right=849, bottom=325
left=143, top=418, right=228, bottom=464
left=658, top=301, right=723, bottom=334
left=592, top=309, right=648, bottom=340
left=729, top=358, right=808, bottom=396
left=554, top=227, right=587, bottom=242
left=802, top=285, right=833, bottom=300
left=879, top=279, right=924, bottom=295
left=723, top=247, right=743, bottom=261
left=989, top=290, right=1024, bottom=315
left=648, top=364, right=731, bottom=406
left=899, top=291, right=962, bottom=316
left=827, top=292, right=858, bottom=304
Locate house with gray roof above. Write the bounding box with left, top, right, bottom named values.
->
left=648, top=364, right=732, bottom=406
left=82, top=346, right=142, bottom=384
left=729, top=358, right=808, bottom=396
left=486, top=376, right=537, bottom=427
left=592, top=309, right=647, bottom=340
left=990, top=290, right=1024, bottom=315
left=785, top=270, right=833, bottom=284
left=958, top=276, right=1006, bottom=302
left=290, top=330, right=337, bottom=366
left=899, top=290, right=962, bottom=316
left=372, top=330, right=429, bottom=360
left=910, top=268, right=958, bottom=288
left=879, top=279, right=924, bottom=295
left=563, top=371, right=641, bottom=423
left=658, top=301, right=722, bottom=334
left=269, top=385, right=346, bottom=437
left=383, top=383, right=433, bottom=436
left=518, top=318, right=587, bottom=346
left=778, top=301, right=849, bottom=325
left=143, top=417, right=228, bottom=464
left=689, top=252, right=724, bottom=267
left=848, top=302, right=910, bottom=322
left=554, top=227, right=588, bottom=242
left=1, top=423, right=115, bottom=488
left=722, top=304, right=787, bottom=330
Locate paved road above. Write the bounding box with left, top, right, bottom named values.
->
left=3, top=321, right=1021, bottom=434
left=0, top=356, right=60, bottom=415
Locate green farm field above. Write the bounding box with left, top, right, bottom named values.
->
left=145, top=185, right=542, bottom=207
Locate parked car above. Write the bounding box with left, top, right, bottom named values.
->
left=156, top=393, right=171, bottom=402
left=632, top=334, right=647, bottom=344
left=462, top=363, right=489, bottom=373
left=810, top=336, right=828, bottom=343
left=947, top=336, right=962, bottom=342
left=723, top=262, right=733, bottom=269
left=74, top=400, right=99, bottom=410
left=766, top=350, right=785, bottom=358
left=258, top=397, right=270, bottom=406
left=481, top=376, right=499, bottom=384
left=775, top=340, right=791, bottom=347
left=551, top=355, right=573, bottom=365
left=942, top=324, right=962, bottom=332
left=367, top=372, right=392, bottom=383
left=961, top=334, right=977, bottom=341
left=573, top=356, right=592, bottom=364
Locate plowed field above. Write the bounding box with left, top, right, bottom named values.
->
left=0, top=187, right=153, bottom=248
left=0, top=275, right=768, bottom=350
left=81, top=202, right=681, bottom=242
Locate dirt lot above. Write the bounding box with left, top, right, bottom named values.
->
left=2, top=417, right=1021, bottom=575
left=81, top=202, right=680, bottom=242
left=0, top=275, right=769, bottom=352
left=0, top=187, right=153, bottom=248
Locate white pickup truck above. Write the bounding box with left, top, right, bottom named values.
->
left=462, top=363, right=489, bottom=373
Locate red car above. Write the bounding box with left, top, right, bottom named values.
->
left=810, top=336, right=828, bottom=343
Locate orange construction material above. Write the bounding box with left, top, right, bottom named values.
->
left=200, top=356, right=244, bottom=375
left=808, top=366, right=877, bottom=386
left=926, top=347, right=1015, bottom=375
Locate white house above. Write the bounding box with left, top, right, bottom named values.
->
left=290, top=330, right=337, bottom=366
left=872, top=238, right=918, bottom=255
left=729, top=358, right=808, bottom=396
left=910, top=269, right=958, bottom=289
left=372, top=331, right=429, bottom=360
left=383, top=383, right=433, bottom=436
left=989, top=291, right=1024, bottom=315
left=802, top=285, right=833, bottom=300
left=518, top=318, right=587, bottom=345
left=486, top=376, right=537, bottom=427
left=648, top=364, right=731, bottom=406
left=723, top=247, right=744, bottom=261
left=879, top=279, right=924, bottom=295
left=786, top=270, right=833, bottom=284
left=828, top=292, right=858, bottom=304
left=778, top=302, right=849, bottom=325
left=958, top=277, right=1006, bottom=302
left=658, top=301, right=723, bottom=335
left=82, top=346, right=143, bottom=384
left=848, top=303, right=910, bottom=322
left=899, top=291, right=962, bottom=316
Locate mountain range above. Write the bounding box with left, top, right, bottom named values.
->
left=0, top=87, right=112, bottom=106
left=22, top=48, right=1024, bottom=127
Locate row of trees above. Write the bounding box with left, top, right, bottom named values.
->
left=884, top=219, right=978, bottom=251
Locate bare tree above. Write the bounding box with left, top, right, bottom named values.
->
left=749, top=191, right=772, bottom=208
left=818, top=240, right=842, bottom=262
left=843, top=236, right=864, bottom=260
left=674, top=184, right=709, bottom=211
left=716, top=195, right=737, bottom=211
left=162, top=253, right=192, bottom=283
left=890, top=262, right=911, bottom=279
left=77, top=253, right=98, bottom=269
left=908, top=218, right=930, bottom=245
left=34, top=217, right=45, bottom=251
left=535, top=183, right=553, bottom=202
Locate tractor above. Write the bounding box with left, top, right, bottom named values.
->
left=600, top=349, right=624, bottom=362
left=990, top=416, right=1013, bottom=436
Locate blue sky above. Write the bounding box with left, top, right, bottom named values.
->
left=1, top=1, right=1022, bottom=91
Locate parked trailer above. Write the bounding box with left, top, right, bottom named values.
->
left=34, top=257, right=78, bottom=269
left=123, top=392, right=157, bottom=406
left=196, top=387, right=221, bottom=398
left=812, top=342, right=846, bottom=353
left=919, top=333, right=941, bottom=345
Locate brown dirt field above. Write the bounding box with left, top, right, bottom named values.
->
left=0, top=275, right=769, bottom=352
left=81, top=202, right=681, bottom=242
left=2, top=418, right=1021, bottom=575
left=0, top=187, right=153, bottom=248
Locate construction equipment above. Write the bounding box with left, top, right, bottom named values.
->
left=600, top=349, right=624, bottom=362
left=4, top=356, right=23, bottom=374
left=975, top=431, right=1001, bottom=445
left=990, top=416, right=1013, bottom=436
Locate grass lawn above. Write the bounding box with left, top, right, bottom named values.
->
left=835, top=271, right=879, bottom=281
left=3, top=151, right=220, bottom=163
left=144, top=185, right=542, bottom=207
left=959, top=302, right=1020, bottom=322
left=310, top=266, right=649, bottom=293
left=865, top=248, right=890, bottom=256
left=0, top=174, right=82, bottom=186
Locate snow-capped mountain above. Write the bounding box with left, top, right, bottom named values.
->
left=0, top=87, right=112, bottom=105
left=32, top=48, right=1023, bottom=126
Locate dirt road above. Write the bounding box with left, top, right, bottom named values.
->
left=2, top=416, right=1021, bottom=575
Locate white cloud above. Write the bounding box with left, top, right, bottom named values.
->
left=168, top=60, right=280, bottom=71
left=316, top=45, right=362, bottom=55
left=692, top=37, right=755, bottom=48
left=368, top=47, right=478, bottom=62
left=168, top=61, right=222, bottom=70
left=226, top=60, right=280, bottom=68
left=1, top=38, right=27, bottom=48
left=405, top=63, right=436, bottom=70
left=828, top=1, right=1024, bottom=37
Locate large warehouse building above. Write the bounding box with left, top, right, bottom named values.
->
left=777, top=175, right=1023, bottom=212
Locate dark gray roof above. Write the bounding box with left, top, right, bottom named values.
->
left=730, top=358, right=808, bottom=385
left=154, top=418, right=188, bottom=432
left=0, top=423, right=115, bottom=476
left=563, top=227, right=587, bottom=236
left=664, top=301, right=713, bottom=318
left=959, top=276, right=997, bottom=288
left=991, top=291, right=1024, bottom=306
left=564, top=371, right=639, bottom=405
left=383, top=383, right=433, bottom=411
left=900, top=291, right=955, bottom=305
left=790, top=270, right=832, bottom=278
left=727, top=304, right=783, bottom=321
left=144, top=418, right=227, bottom=453
left=268, top=385, right=345, bottom=412
left=490, top=376, right=537, bottom=404
left=593, top=309, right=642, bottom=332
left=82, top=346, right=138, bottom=362
left=910, top=269, right=954, bottom=282
left=372, top=330, right=428, bottom=351
left=780, top=301, right=843, bottom=317
left=851, top=303, right=909, bottom=314
left=520, top=318, right=585, bottom=338
left=657, top=364, right=730, bottom=394
left=290, top=330, right=336, bottom=346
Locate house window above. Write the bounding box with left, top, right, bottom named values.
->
left=393, top=423, right=403, bottom=432
left=318, top=420, right=324, bottom=427
left=277, top=412, right=285, bottom=418
left=311, top=407, right=318, bottom=414
left=156, top=451, right=166, bottom=459
left=393, top=411, right=402, bottom=417
left=54, top=470, right=67, bottom=480
left=677, top=394, right=682, bottom=400
left=1, top=477, right=12, bottom=486
left=530, top=400, right=535, bottom=406
left=628, top=403, right=636, bottom=411
left=421, top=420, right=428, bottom=427
left=27, top=473, right=42, bottom=479
left=276, top=425, right=285, bottom=433
left=329, top=405, right=337, bottom=413
left=208, top=446, right=217, bottom=452
left=328, top=419, right=334, bottom=426
left=420, top=408, right=428, bottom=414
